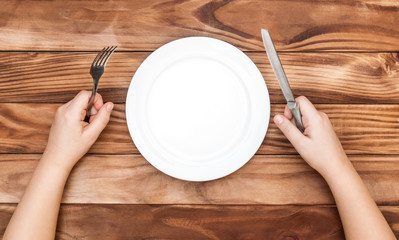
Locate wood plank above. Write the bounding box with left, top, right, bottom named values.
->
left=0, top=204, right=341, bottom=240
left=53, top=205, right=395, bottom=240
left=1, top=103, right=398, bottom=155
left=1, top=0, right=399, bottom=51
left=1, top=154, right=399, bottom=205
left=1, top=52, right=399, bottom=104
left=0, top=204, right=398, bottom=239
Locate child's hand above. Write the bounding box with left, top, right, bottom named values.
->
left=43, top=91, right=113, bottom=171
left=274, top=96, right=349, bottom=177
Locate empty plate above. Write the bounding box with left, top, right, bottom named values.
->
left=126, top=37, right=270, bottom=181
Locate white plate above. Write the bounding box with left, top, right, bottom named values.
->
left=126, top=37, right=270, bottom=181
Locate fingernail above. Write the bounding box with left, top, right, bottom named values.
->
left=106, top=103, right=114, bottom=112
left=274, top=115, right=283, bottom=125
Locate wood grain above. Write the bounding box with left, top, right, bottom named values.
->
left=1, top=0, right=399, bottom=51
left=1, top=103, right=398, bottom=155
left=1, top=154, right=398, bottom=205
left=1, top=52, right=399, bottom=104
left=0, top=204, right=397, bottom=239
left=1, top=1, right=398, bottom=238
left=0, top=204, right=341, bottom=240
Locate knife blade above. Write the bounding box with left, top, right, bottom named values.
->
left=261, top=28, right=305, bottom=132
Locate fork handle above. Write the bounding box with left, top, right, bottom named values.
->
left=84, top=80, right=99, bottom=122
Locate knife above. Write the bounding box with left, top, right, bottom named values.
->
left=261, top=28, right=305, bottom=133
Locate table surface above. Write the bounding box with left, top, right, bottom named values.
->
left=1, top=0, right=399, bottom=239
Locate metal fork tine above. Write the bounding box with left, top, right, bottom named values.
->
left=99, top=46, right=117, bottom=67
left=97, top=46, right=113, bottom=67
left=95, top=46, right=111, bottom=67
left=98, top=45, right=115, bottom=66
left=91, top=47, right=106, bottom=68
left=96, top=46, right=112, bottom=67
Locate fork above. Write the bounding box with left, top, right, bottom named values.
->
left=85, top=46, right=117, bottom=122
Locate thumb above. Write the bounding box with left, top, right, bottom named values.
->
left=274, top=114, right=305, bottom=149
left=85, top=102, right=113, bottom=140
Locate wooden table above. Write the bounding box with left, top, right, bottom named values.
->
left=1, top=0, right=399, bottom=239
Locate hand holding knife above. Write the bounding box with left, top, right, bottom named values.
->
left=261, top=28, right=305, bottom=133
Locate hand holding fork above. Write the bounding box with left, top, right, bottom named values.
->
left=85, top=46, right=117, bottom=122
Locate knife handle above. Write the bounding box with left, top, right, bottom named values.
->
left=288, top=101, right=305, bottom=133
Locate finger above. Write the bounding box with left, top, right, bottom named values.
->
left=296, top=96, right=319, bottom=118
left=93, top=93, right=104, bottom=110
left=284, top=105, right=293, bottom=119
left=274, top=114, right=305, bottom=148
left=89, top=113, right=95, bottom=123
left=90, top=93, right=104, bottom=115
left=68, top=90, right=92, bottom=114
left=283, top=105, right=297, bottom=126
left=64, top=95, right=77, bottom=108
left=63, top=91, right=91, bottom=121
left=296, top=96, right=320, bottom=129
left=84, top=102, right=114, bottom=140
left=89, top=94, right=104, bottom=123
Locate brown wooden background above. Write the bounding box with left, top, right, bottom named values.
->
left=1, top=0, right=399, bottom=239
